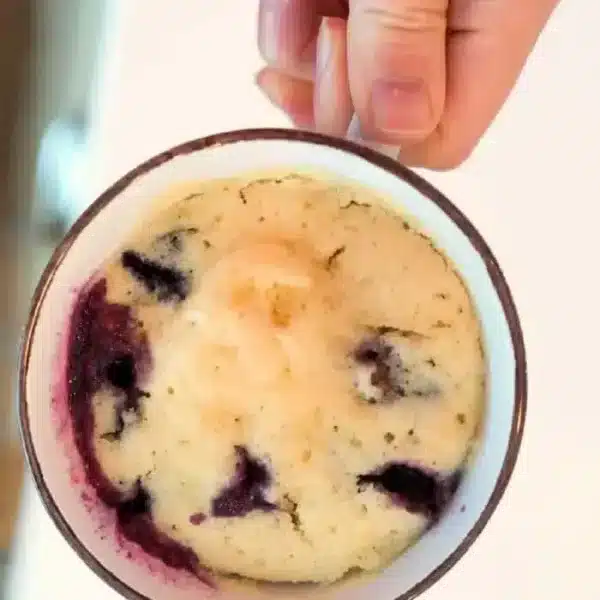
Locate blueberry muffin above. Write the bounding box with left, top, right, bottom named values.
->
left=66, top=172, right=485, bottom=583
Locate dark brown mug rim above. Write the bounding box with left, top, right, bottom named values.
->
left=18, top=127, right=527, bottom=600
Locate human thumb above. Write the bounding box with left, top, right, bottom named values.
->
left=347, top=0, right=448, bottom=144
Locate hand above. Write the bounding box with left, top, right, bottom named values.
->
left=256, top=0, right=559, bottom=169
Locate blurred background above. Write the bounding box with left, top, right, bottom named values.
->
left=0, top=3, right=268, bottom=597
left=0, top=0, right=111, bottom=590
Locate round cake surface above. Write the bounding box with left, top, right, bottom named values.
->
left=66, top=172, right=485, bottom=583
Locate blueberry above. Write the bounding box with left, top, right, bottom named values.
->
left=353, top=337, right=393, bottom=364
left=105, top=354, right=136, bottom=390
left=353, top=335, right=404, bottom=403
left=116, top=479, right=153, bottom=523
left=101, top=353, right=151, bottom=441
left=121, top=250, right=189, bottom=302
left=212, top=446, right=276, bottom=518
left=358, top=463, right=461, bottom=521
left=353, top=329, right=441, bottom=403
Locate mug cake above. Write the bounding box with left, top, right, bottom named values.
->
left=64, top=172, right=485, bottom=584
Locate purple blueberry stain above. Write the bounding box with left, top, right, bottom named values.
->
left=66, top=278, right=209, bottom=581
left=112, top=480, right=200, bottom=573
left=352, top=329, right=441, bottom=403
left=114, top=479, right=152, bottom=528
left=67, top=278, right=151, bottom=462
left=211, top=446, right=276, bottom=518
left=353, top=334, right=405, bottom=403
left=121, top=250, right=190, bottom=302
left=353, top=336, right=393, bottom=364
left=101, top=352, right=153, bottom=441
left=189, top=512, right=207, bottom=526
left=357, top=462, right=462, bottom=521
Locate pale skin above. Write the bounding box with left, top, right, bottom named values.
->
left=256, top=0, right=560, bottom=169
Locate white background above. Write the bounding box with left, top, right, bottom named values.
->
left=7, top=1, right=600, bottom=598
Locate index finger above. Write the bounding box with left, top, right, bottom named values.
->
left=258, top=0, right=349, bottom=80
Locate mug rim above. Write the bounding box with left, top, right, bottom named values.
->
left=18, top=127, right=527, bottom=600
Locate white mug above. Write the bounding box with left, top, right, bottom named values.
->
left=19, top=129, right=526, bottom=600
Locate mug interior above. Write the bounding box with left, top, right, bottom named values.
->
left=20, top=131, right=524, bottom=600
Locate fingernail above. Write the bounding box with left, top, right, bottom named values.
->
left=371, top=78, right=432, bottom=135
left=259, top=1, right=280, bottom=63
left=346, top=114, right=401, bottom=160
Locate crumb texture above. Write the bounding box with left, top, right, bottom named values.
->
left=67, top=173, right=485, bottom=583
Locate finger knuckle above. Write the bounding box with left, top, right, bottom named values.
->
left=357, top=0, right=447, bottom=34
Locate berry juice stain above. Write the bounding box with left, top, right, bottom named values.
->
left=65, top=277, right=205, bottom=580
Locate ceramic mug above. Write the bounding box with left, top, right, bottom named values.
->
left=19, top=129, right=526, bottom=600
